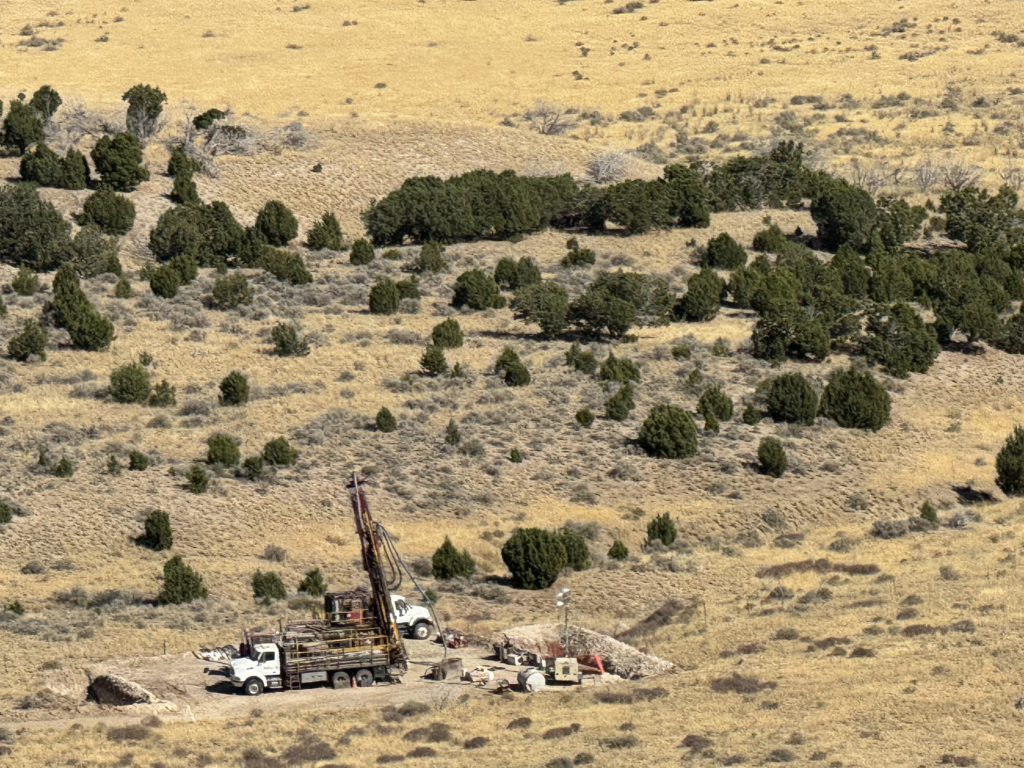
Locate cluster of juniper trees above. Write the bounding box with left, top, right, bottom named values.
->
left=4, top=84, right=1024, bottom=595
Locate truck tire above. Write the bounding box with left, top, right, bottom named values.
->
left=243, top=677, right=264, bottom=696
left=354, top=668, right=374, bottom=687
left=411, top=621, right=432, bottom=640
left=331, top=670, right=350, bottom=689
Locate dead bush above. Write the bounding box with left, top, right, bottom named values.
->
left=542, top=724, right=582, bottom=740
left=403, top=723, right=451, bottom=743
left=709, top=673, right=777, bottom=694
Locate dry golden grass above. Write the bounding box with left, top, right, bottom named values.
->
left=3, top=1, right=1024, bottom=766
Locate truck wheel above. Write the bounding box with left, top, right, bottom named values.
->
left=411, top=622, right=432, bottom=640
left=331, top=670, right=350, bottom=689
left=243, top=678, right=264, bottom=696
left=354, top=668, right=374, bottom=687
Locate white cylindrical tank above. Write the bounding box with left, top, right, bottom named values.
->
left=517, top=667, right=546, bottom=693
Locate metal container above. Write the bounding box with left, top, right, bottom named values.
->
left=517, top=667, right=546, bottom=692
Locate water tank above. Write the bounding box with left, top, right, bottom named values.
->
left=517, top=667, right=546, bottom=693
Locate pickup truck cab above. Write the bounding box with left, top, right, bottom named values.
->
left=391, top=594, right=434, bottom=640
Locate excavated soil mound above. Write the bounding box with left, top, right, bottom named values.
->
left=497, top=624, right=675, bottom=679
left=87, top=674, right=157, bottom=706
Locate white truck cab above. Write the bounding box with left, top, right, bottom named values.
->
left=390, top=595, right=434, bottom=640
left=230, top=643, right=280, bottom=696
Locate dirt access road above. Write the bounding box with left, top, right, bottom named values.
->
left=3, top=639, right=615, bottom=732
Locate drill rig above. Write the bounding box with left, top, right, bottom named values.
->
left=226, top=475, right=416, bottom=695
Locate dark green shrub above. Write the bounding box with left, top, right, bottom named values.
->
left=148, top=380, right=176, bottom=407
left=608, top=540, right=629, bottom=560
left=219, top=370, right=249, bottom=405
left=764, top=373, right=818, bottom=425
left=306, top=212, right=343, bottom=250
left=420, top=345, right=449, bottom=377
left=123, top=84, right=166, bottom=140
left=453, top=269, right=503, bottom=310
left=192, top=108, right=227, bottom=131
left=431, top=318, right=464, bottom=349
left=71, top=226, right=122, bottom=278
left=240, top=456, right=266, bottom=481
left=604, top=383, right=635, bottom=422
left=501, top=528, right=568, bottom=589
left=646, top=513, right=677, bottom=546
left=7, top=320, right=48, bottom=362
left=262, top=438, right=299, bottom=468
left=511, top=281, right=569, bottom=338
left=569, top=270, right=673, bottom=339
left=996, top=426, right=1024, bottom=496
left=368, top=278, right=400, bottom=314
left=751, top=307, right=830, bottom=362
left=19, top=144, right=88, bottom=189
left=139, top=510, right=173, bottom=550
left=80, top=189, right=136, bottom=236
left=920, top=501, right=938, bottom=525
left=349, top=238, right=375, bottom=265
left=757, top=437, right=788, bottom=478
left=252, top=570, right=287, bottom=604
left=509, top=448, right=524, bottom=463
left=298, top=568, right=327, bottom=596
left=495, top=257, right=541, bottom=290
left=415, top=242, right=447, bottom=273
left=128, top=450, right=150, bottom=471
left=91, top=133, right=149, bottom=191
left=998, top=313, right=1024, bottom=355
left=110, top=362, right=151, bottom=404
left=598, top=352, right=641, bottom=384
left=559, top=528, right=591, bottom=571
left=208, top=273, right=253, bottom=310
left=148, top=207, right=202, bottom=264
left=375, top=407, right=398, bottom=433
left=576, top=408, right=595, bottom=427
left=698, top=385, right=733, bottom=422
left=255, top=200, right=298, bottom=245
left=29, top=85, right=62, bottom=123
left=565, top=343, right=597, bottom=374
left=207, top=433, right=241, bottom=466
left=819, top=368, right=891, bottom=431
left=1, top=100, right=44, bottom=153
left=677, top=269, right=725, bottom=322
left=494, top=347, right=530, bottom=386
left=810, top=177, right=877, bottom=252
left=585, top=178, right=675, bottom=234
left=171, top=171, right=200, bottom=205
left=562, top=236, right=596, bottom=268
left=862, top=303, right=939, bottom=378
left=270, top=323, right=310, bottom=356
left=11, top=265, right=39, bottom=296
left=50, top=265, right=115, bottom=351
left=395, top=277, right=420, bottom=301
left=149, top=265, right=180, bottom=298
left=829, top=245, right=870, bottom=298
left=113, top=278, right=133, bottom=298
left=260, top=249, right=312, bottom=285
left=0, top=184, right=73, bottom=270
left=702, top=233, right=747, bottom=269
left=50, top=455, right=75, bottom=478
left=186, top=463, right=210, bottom=493
left=166, top=145, right=197, bottom=178
left=432, top=537, right=476, bottom=579
left=444, top=418, right=460, bottom=445
left=638, top=405, right=698, bottom=459
left=157, top=555, right=208, bottom=605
